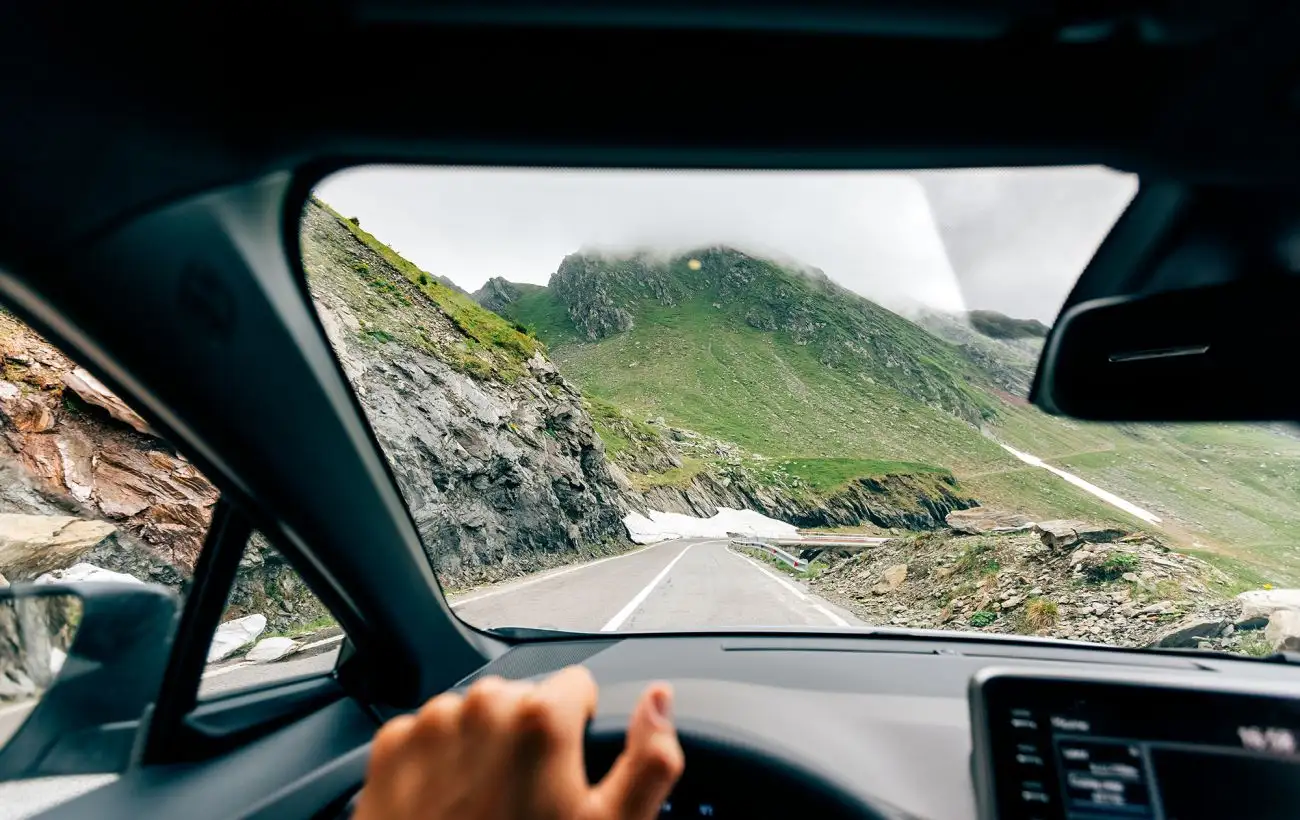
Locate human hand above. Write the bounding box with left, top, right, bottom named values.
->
left=354, top=665, right=684, bottom=820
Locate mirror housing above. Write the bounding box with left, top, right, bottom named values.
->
left=0, top=581, right=178, bottom=780
left=1031, top=277, right=1300, bottom=421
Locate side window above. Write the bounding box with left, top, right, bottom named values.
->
left=0, top=309, right=212, bottom=767
left=199, top=532, right=342, bottom=698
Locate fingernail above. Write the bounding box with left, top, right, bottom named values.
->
left=649, top=688, right=673, bottom=728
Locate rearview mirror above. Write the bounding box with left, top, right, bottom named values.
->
left=1031, top=277, right=1300, bottom=421
left=0, top=581, right=177, bottom=780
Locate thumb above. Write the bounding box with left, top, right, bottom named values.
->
left=592, top=683, right=685, bottom=820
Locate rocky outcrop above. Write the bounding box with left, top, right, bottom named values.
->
left=0, top=312, right=219, bottom=580
left=0, top=515, right=116, bottom=579
left=470, top=277, right=540, bottom=317
left=639, top=468, right=975, bottom=531
left=302, top=202, right=635, bottom=590
left=946, top=508, right=1035, bottom=535
left=810, top=528, right=1246, bottom=650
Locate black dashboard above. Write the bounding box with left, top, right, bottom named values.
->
left=459, top=633, right=1300, bottom=820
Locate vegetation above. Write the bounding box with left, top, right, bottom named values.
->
left=1021, top=598, right=1059, bottom=633
left=969, top=610, right=998, bottom=628
left=778, top=458, right=949, bottom=493
left=967, top=310, right=1049, bottom=340
left=310, top=197, right=540, bottom=381
left=1085, top=551, right=1141, bottom=584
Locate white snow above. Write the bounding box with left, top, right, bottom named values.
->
left=34, top=563, right=144, bottom=586
left=207, top=614, right=267, bottom=663
left=999, top=444, right=1162, bottom=525
left=623, top=507, right=799, bottom=544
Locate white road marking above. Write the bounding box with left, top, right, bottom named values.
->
left=451, top=543, right=660, bottom=607
left=297, top=633, right=345, bottom=653
left=601, top=541, right=715, bottom=631
left=201, top=661, right=253, bottom=680
left=729, top=546, right=851, bottom=627
left=727, top=547, right=806, bottom=599
left=812, top=603, right=851, bottom=627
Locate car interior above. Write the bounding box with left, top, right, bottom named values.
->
left=4, top=2, right=1300, bottom=819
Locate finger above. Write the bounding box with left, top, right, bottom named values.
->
left=525, top=665, right=600, bottom=743
left=459, top=675, right=532, bottom=739
left=516, top=665, right=601, bottom=797
left=592, top=683, right=684, bottom=820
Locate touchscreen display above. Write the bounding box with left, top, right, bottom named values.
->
left=974, top=674, right=1300, bottom=820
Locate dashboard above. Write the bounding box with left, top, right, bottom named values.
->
left=459, top=633, right=1300, bottom=820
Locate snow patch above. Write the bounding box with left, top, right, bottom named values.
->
left=624, top=507, right=798, bottom=544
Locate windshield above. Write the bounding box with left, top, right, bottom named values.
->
left=300, top=167, right=1293, bottom=656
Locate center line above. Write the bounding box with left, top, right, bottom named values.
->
left=601, top=541, right=703, bottom=631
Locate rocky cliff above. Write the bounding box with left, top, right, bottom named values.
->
left=0, top=312, right=330, bottom=633
left=0, top=311, right=216, bottom=585
left=300, top=200, right=636, bottom=590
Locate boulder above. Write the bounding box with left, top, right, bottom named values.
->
left=1034, top=520, right=1126, bottom=550
left=945, top=508, right=1034, bottom=535
left=1237, top=589, right=1300, bottom=622
left=61, top=367, right=155, bottom=436
left=1152, top=617, right=1227, bottom=648
left=0, top=515, right=118, bottom=580
left=872, top=563, right=908, bottom=594
left=1266, top=610, right=1300, bottom=653
left=207, top=614, right=267, bottom=663
left=245, top=637, right=298, bottom=663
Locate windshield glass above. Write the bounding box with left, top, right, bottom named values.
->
left=300, top=167, right=1294, bottom=656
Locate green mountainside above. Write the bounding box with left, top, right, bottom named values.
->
left=475, top=248, right=1300, bottom=586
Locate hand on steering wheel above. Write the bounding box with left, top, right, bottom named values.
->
left=355, top=666, right=684, bottom=820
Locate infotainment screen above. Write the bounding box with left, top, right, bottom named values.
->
left=970, top=670, right=1300, bottom=820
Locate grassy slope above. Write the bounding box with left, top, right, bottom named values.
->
left=496, top=254, right=1300, bottom=588
left=310, top=198, right=542, bottom=380
left=504, top=287, right=1135, bottom=524
left=990, top=407, right=1300, bottom=585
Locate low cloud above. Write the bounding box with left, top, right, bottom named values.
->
left=315, top=166, right=1134, bottom=322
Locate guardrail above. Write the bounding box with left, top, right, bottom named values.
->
left=729, top=538, right=811, bottom=571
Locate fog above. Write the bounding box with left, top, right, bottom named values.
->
left=314, top=166, right=1136, bottom=322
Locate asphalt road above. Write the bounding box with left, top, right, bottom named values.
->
left=0, top=538, right=860, bottom=818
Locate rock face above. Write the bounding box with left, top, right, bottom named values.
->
left=1033, top=520, right=1125, bottom=550
left=946, top=508, right=1035, bottom=535
left=0, top=311, right=219, bottom=581
left=0, top=313, right=329, bottom=633
left=0, top=515, right=116, bottom=579
left=302, top=201, right=635, bottom=590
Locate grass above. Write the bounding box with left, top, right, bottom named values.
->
left=628, top=457, right=707, bottom=490
left=778, top=457, right=949, bottom=493
left=1021, top=598, right=1059, bottom=633
left=954, top=540, right=1000, bottom=576
left=1084, top=551, right=1141, bottom=584
left=736, top=545, right=825, bottom=580
left=263, top=615, right=338, bottom=641
left=1238, top=631, right=1274, bottom=658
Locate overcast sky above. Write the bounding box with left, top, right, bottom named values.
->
left=315, top=166, right=1137, bottom=322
